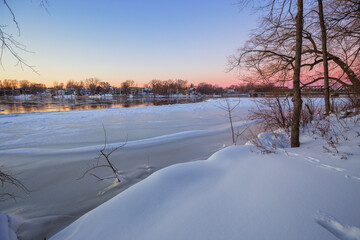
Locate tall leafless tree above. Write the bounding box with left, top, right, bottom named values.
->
left=230, top=0, right=360, bottom=92
left=317, top=0, right=331, bottom=115
left=230, top=0, right=359, bottom=147
left=231, top=0, right=305, bottom=147
left=290, top=0, right=304, bottom=147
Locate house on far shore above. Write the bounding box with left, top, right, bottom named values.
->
left=129, top=87, right=144, bottom=96
left=185, top=87, right=197, bottom=96
left=143, top=87, right=152, bottom=96
left=54, top=89, right=66, bottom=97
left=80, top=88, right=91, bottom=96
left=226, top=88, right=236, bottom=95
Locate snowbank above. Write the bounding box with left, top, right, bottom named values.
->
left=246, top=130, right=290, bottom=151
left=0, top=213, right=20, bottom=240
left=51, top=114, right=360, bottom=240
left=0, top=98, right=257, bottom=239
left=11, top=95, right=33, bottom=100
left=88, top=94, right=114, bottom=99
left=53, top=94, right=76, bottom=99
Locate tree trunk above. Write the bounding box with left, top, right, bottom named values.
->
left=291, top=0, right=304, bottom=148
left=318, top=0, right=331, bottom=115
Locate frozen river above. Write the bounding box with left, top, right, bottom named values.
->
left=0, top=98, right=258, bottom=239
left=0, top=95, right=208, bottom=114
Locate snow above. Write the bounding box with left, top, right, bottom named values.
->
left=245, top=130, right=290, bottom=150
left=0, top=98, right=256, bottom=239
left=1, top=98, right=359, bottom=239
left=0, top=213, right=20, bottom=240
left=53, top=94, right=76, bottom=99
left=11, top=94, right=33, bottom=100
left=317, top=216, right=360, bottom=240
left=50, top=112, right=360, bottom=240
left=88, top=94, right=114, bottom=98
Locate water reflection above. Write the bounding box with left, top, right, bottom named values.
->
left=0, top=96, right=208, bottom=114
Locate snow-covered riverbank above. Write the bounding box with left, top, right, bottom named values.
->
left=51, top=112, right=360, bottom=240
left=0, top=98, right=257, bottom=239
left=2, top=99, right=359, bottom=240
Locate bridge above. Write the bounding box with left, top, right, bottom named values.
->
left=246, top=85, right=356, bottom=97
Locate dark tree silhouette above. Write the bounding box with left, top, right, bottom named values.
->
left=290, top=0, right=304, bottom=148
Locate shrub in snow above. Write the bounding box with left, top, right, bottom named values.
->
left=245, top=130, right=290, bottom=153
left=216, top=98, right=241, bottom=145
left=249, top=96, right=292, bottom=133
left=249, top=96, right=323, bottom=134
left=307, top=111, right=359, bottom=160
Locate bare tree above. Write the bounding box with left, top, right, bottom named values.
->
left=174, top=79, right=188, bottom=94
left=230, top=0, right=360, bottom=146
left=85, top=78, right=100, bottom=95
left=230, top=0, right=305, bottom=147
left=53, top=81, right=64, bottom=90
left=19, top=80, right=30, bottom=89
left=230, top=0, right=360, bottom=93
left=291, top=0, right=304, bottom=147
left=317, top=0, right=331, bottom=115
left=121, top=80, right=135, bottom=95
left=300, top=0, right=360, bottom=93
left=1, top=79, right=18, bottom=95
left=19, top=80, right=31, bottom=95
left=148, top=79, right=163, bottom=95
left=250, top=96, right=292, bottom=132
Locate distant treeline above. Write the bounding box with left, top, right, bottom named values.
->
left=0, top=78, right=289, bottom=96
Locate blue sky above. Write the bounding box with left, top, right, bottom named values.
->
left=1, top=0, right=257, bottom=87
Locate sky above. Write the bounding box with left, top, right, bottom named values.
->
left=1, top=0, right=257, bottom=87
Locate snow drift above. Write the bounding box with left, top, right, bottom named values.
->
left=51, top=128, right=360, bottom=240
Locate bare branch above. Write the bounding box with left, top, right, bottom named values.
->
left=217, top=98, right=241, bottom=145
left=0, top=168, right=30, bottom=201
left=79, top=125, right=127, bottom=183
